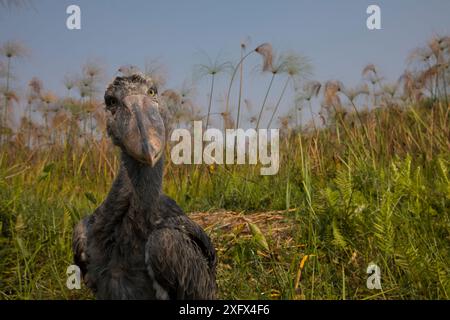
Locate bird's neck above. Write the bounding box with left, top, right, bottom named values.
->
left=121, top=152, right=164, bottom=225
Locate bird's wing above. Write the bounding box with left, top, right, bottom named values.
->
left=145, top=215, right=217, bottom=300
left=72, top=215, right=95, bottom=277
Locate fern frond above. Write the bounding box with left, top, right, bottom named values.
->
left=332, top=218, right=348, bottom=249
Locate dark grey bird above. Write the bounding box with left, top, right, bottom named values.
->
left=72, top=73, right=217, bottom=300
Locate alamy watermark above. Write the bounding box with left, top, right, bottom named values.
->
left=67, top=262, right=384, bottom=290
left=66, top=265, right=81, bottom=290
left=366, top=263, right=382, bottom=290
left=170, top=121, right=280, bottom=176
left=67, top=4, right=382, bottom=31
left=66, top=5, right=81, bottom=30
left=366, top=5, right=382, bottom=30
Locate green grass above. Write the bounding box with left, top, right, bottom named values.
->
left=0, top=102, right=449, bottom=300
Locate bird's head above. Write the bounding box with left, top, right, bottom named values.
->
left=105, top=74, right=165, bottom=167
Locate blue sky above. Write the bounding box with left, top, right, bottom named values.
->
left=1, top=0, right=450, bottom=126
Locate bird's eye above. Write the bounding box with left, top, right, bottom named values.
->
left=105, top=95, right=118, bottom=107
left=147, top=87, right=157, bottom=97
left=105, top=96, right=119, bottom=115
